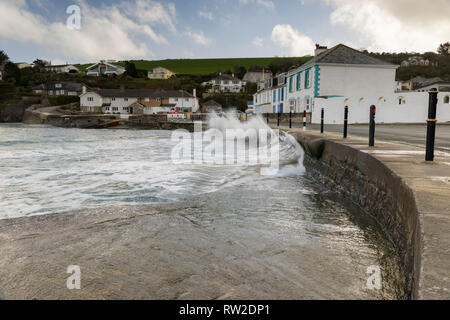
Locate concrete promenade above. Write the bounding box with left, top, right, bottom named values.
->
left=273, top=122, right=450, bottom=151
left=276, top=124, right=450, bottom=299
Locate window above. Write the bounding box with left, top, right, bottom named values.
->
left=55, top=83, right=62, bottom=88
left=273, top=91, right=276, bottom=103
left=124, top=98, right=128, bottom=101
left=145, top=98, right=150, bottom=102
left=296, top=73, right=301, bottom=91
left=444, top=96, right=449, bottom=104
left=305, top=69, right=311, bottom=89
left=87, top=97, right=94, bottom=102
left=289, top=76, right=293, bottom=93
left=112, top=98, right=116, bottom=101
left=398, top=97, right=405, bottom=105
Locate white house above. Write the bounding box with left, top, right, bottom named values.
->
left=253, top=72, right=287, bottom=114
left=15, top=62, right=33, bottom=69
left=80, top=88, right=199, bottom=115
left=44, top=64, right=80, bottom=73
left=243, top=69, right=273, bottom=83
left=253, top=43, right=450, bottom=124
left=86, top=61, right=126, bottom=77
left=203, top=74, right=246, bottom=93
left=148, top=67, right=176, bottom=80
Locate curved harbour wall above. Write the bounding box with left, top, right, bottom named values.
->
left=292, top=132, right=422, bottom=299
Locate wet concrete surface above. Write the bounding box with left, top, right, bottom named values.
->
left=0, top=180, right=402, bottom=300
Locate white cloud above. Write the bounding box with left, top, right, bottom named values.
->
left=252, top=37, right=264, bottom=47
left=198, top=10, right=214, bottom=20
left=324, top=0, right=450, bottom=53
left=271, top=24, right=315, bottom=56
left=0, top=0, right=177, bottom=62
left=185, top=30, right=212, bottom=46
left=239, top=0, right=275, bottom=10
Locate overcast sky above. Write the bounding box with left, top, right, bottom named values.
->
left=1, top=0, right=449, bottom=64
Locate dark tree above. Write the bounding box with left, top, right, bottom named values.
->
left=0, top=50, right=9, bottom=66
left=233, top=65, right=247, bottom=79
left=4, top=62, right=21, bottom=83
left=124, top=61, right=138, bottom=78
left=33, top=59, right=49, bottom=71
left=438, top=42, right=450, bottom=56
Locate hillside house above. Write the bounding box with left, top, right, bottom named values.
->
left=202, top=100, right=222, bottom=113
left=243, top=70, right=273, bottom=83
left=148, top=67, right=176, bottom=80
left=32, top=82, right=85, bottom=96
left=86, top=61, right=125, bottom=77
left=80, top=88, right=199, bottom=114
left=44, top=64, right=80, bottom=73
left=203, top=74, right=246, bottom=93
left=15, top=62, right=33, bottom=69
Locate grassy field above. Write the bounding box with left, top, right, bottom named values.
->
left=75, top=57, right=312, bottom=75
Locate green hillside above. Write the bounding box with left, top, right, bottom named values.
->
left=76, top=57, right=312, bottom=75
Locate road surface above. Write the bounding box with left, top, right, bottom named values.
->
left=273, top=122, right=450, bottom=151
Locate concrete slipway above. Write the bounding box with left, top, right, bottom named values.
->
left=279, top=125, right=450, bottom=300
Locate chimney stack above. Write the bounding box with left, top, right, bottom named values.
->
left=315, top=44, right=328, bottom=56
left=82, top=85, right=87, bottom=94
left=193, top=89, right=197, bottom=98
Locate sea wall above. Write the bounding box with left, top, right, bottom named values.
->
left=293, top=132, right=421, bottom=299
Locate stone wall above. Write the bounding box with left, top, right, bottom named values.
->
left=0, top=96, right=42, bottom=122
left=263, top=112, right=312, bottom=124
left=294, top=133, right=421, bottom=300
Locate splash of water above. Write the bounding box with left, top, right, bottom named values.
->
left=206, top=112, right=305, bottom=176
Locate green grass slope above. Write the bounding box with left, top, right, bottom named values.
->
left=76, top=57, right=312, bottom=75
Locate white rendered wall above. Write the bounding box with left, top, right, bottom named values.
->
left=80, top=93, right=103, bottom=107
left=318, top=65, right=397, bottom=97
left=311, top=92, right=450, bottom=124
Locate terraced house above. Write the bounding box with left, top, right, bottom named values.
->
left=80, top=88, right=199, bottom=115
left=284, top=44, right=398, bottom=114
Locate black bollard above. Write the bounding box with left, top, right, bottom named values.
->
left=289, top=111, right=292, bottom=129
left=320, top=108, right=324, bottom=133
left=277, top=112, right=280, bottom=127
left=303, top=111, right=307, bottom=131
left=426, top=91, right=439, bottom=162
left=343, top=106, right=348, bottom=139
left=369, top=105, right=376, bottom=147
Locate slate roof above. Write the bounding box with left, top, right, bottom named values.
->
left=202, top=100, right=222, bottom=108
left=213, top=74, right=240, bottom=81
left=91, top=89, right=194, bottom=99
left=303, top=44, right=397, bottom=68
left=32, top=82, right=84, bottom=92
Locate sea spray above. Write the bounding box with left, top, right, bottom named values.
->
left=204, top=112, right=305, bottom=176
